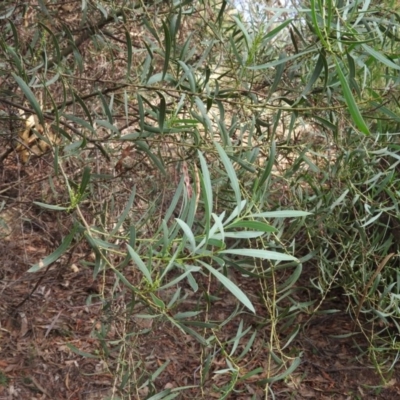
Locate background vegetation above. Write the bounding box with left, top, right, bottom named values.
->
left=1, top=0, right=400, bottom=398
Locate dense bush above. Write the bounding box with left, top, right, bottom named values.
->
left=1, top=0, right=400, bottom=396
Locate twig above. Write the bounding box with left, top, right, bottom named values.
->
left=12, top=245, right=76, bottom=312
left=354, top=253, right=395, bottom=323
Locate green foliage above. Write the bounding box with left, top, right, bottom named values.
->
left=298, top=132, right=400, bottom=317
left=1, top=0, right=400, bottom=396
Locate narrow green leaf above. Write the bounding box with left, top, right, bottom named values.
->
left=162, top=20, right=171, bottom=80
left=198, top=150, right=213, bottom=215
left=28, top=225, right=79, bottom=272
left=224, top=200, right=247, bottom=226
left=39, top=23, right=61, bottom=65
left=79, top=167, right=91, bottom=196
left=33, top=201, right=68, bottom=211
left=157, top=92, right=166, bottom=134
left=174, top=311, right=203, bottom=319
left=0, top=5, right=16, bottom=19
left=229, top=35, right=243, bottom=66
left=129, top=225, right=136, bottom=248
left=370, top=102, right=400, bottom=123
left=88, top=237, right=119, bottom=250
left=265, top=357, right=301, bottom=383
left=362, top=44, right=400, bottom=71
left=96, top=2, right=107, bottom=17
left=301, top=51, right=325, bottom=97
left=125, top=29, right=132, bottom=76
left=229, top=320, right=246, bottom=356
left=360, top=211, right=383, bottom=228
left=141, top=44, right=153, bottom=83
left=142, top=19, right=161, bottom=44
left=178, top=60, right=196, bottom=93
left=198, top=260, right=255, bottom=313
left=248, top=47, right=315, bottom=70
left=277, top=263, right=302, bottom=292
left=111, top=186, right=136, bottom=236
left=216, top=0, right=227, bottom=27
left=175, top=218, right=196, bottom=251
left=334, top=57, right=369, bottom=135
left=326, top=0, right=333, bottom=34
left=330, top=188, right=349, bottom=210
left=194, top=97, right=213, bottom=133
left=150, top=293, right=165, bottom=309
left=264, top=19, right=293, bottom=41
left=127, top=244, right=153, bottom=284
left=159, top=266, right=201, bottom=290
left=167, top=287, right=181, bottom=308
left=179, top=33, right=193, bottom=62
left=63, top=114, right=94, bottom=133
left=226, top=220, right=277, bottom=233
left=113, top=265, right=138, bottom=292
left=346, top=52, right=356, bottom=79
left=136, top=141, right=165, bottom=174
left=147, top=390, right=180, bottom=400
left=351, top=0, right=371, bottom=27
left=214, top=141, right=241, bottom=208
left=239, top=367, right=264, bottom=381
left=232, top=16, right=252, bottom=50
left=72, top=91, right=93, bottom=125
left=97, top=91, right=113, bottom=123
left=310, top=0, right=329, bottom=49
left=66, top=344, right=100, bottom=359
left=37, top=0, right=50, bottom=16
left=211, top=213, right=225, bottom=244
left=137, top=93, right=145, bottom=132
left=213, top=231, right=264, bottom=239
left=95, top=119, right=119, bottom=134
left=147, top=72, right=175, bottom=85
left=237, top=331, right=258, bottom=361
left=12, top=73, right=44, bottom=126
left=169, top=9, right=181, bottom=55
left=281, top=324, right=301, bottom=350
left=31, top=73, right=60, bottom=88
left=267, top=54, right=286, bottom=99
left=72, top=48, right=83, bottom=73
left=221, top=249, right=298, bottom=262
left=249, top=210, right=311, bottom=218
left=258, top=141, right=275, bottom=188
left=123, top=90, right=129, bottom=126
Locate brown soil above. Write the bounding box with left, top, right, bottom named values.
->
left=1, top=157, right=400, bottom=400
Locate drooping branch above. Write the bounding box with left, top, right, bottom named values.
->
left=46, top=9, right=125, bottom=70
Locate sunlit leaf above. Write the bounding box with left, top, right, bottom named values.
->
left=334, top=57, right=369, bottom=135
left=12, top=73, right=44, bottom=125
left=127, top=244, right=153, bottom=284
left=178, top=60, right=196, bottom=92
left=197, top=260, right=255, bottom=313
left=221, top=249, right=298, bottom=262
left=33, top=202, right=68, bottom=211
left=28, top=225, right=79, bottom=272
left=248, top=211, right=311, bottom=218
left=362, top=44, right=400, bottom=71
left=226, top=220, right=277, bottom=233
left=215, top=141, right=241, bottom=208
left=175, top=218, right=196, bottom=251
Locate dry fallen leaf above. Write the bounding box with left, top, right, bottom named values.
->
left=19, top=312, right=29, bottom=337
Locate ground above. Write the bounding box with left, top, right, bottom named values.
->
left=1, top=155, right=400, bottom=400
